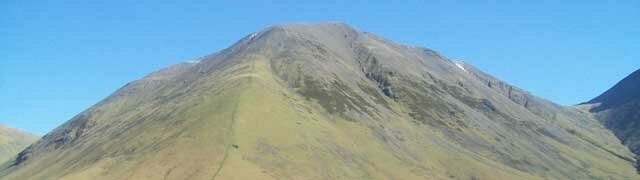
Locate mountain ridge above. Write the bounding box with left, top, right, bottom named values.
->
left=581, top=68, right=640, bottom=172
left=1, top=22, right=637, bottom=180
left=0, top=124, right=39, bottom=164
left=587, top=69, right=640, bottom=110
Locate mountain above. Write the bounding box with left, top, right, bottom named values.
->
left=1, top=23, right=638, bottom=180
left=0, top=125, right=39, bottom=164
left=583, top=68, right=640, bottom=171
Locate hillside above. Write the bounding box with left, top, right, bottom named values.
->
left=583, top=68, right=640, bottom=171
left=0, top=125, right=39, bottom=164
left=0, top=23, right=637, bottom=180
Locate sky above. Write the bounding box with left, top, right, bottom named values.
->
left=1, top=0, right=639, bottom=134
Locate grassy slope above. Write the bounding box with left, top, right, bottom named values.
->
left=0, top=60, right=244, bottom=179
left=0, top=51, right=538, bottom=180
left=0, top=23, right=638, bottom=180
left=581, top=69, right=640, bottom=172
left=0, top=125, right=39, bottom=164
left=213, top=54, right=537, bottom=180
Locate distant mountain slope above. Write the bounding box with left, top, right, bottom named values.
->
left=1, top=23, right=637, bottom=180
left=0, top=125, right=39, bottom=164
left=583, top=69, right=640, bottom=171
left=588, top=69, right=640, bottom=111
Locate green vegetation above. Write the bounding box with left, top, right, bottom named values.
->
left=0, top=125, right=39, bottom=164
left=1, top=23, right=637, bottom=180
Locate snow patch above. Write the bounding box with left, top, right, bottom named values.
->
left=186, top=60, right=200, bottom=64
left=454, top=61, right=467, bottom=73
left=248, top=32, right=258, bottom=40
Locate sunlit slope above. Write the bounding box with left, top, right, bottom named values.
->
left=1, top=23, right=638, bottom=179
left=0, top=125, right=38, bottom=164
left=209, top=54, right=541, bottom=180
left=0, top=55, right=249, bottom=180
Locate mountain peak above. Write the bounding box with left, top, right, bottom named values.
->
left=584, top=68, right=640, bottom=172
left=271, top=22, right=355, bottom=29
left=2, top=24, right=638, bottom=180
left=250, top=22, right=359, bottom=38
left=588, top=68, right=640, bottom=111
left=263, top=22, right=361, bottom=41
left=225, top=22, right=362, bottom=55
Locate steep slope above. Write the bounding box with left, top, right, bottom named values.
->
left=0, top=125, right=39, bottom=164
left=583, top=68, right=640, bottom=170
left=1, top=23, right=637, bottom=180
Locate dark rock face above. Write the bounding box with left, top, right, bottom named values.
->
left=588, top=69, right=640, bottom=111
left=584, top=69, right=640, bottom=171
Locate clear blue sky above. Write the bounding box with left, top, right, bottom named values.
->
left=2, top=0, right=639, bottom=134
